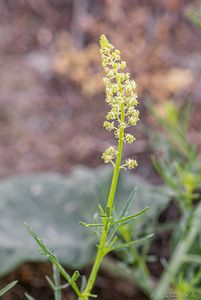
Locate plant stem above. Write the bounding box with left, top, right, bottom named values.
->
left=154, top=202, right=201, bottom=300
left=80, top=101, right=125, bottom=300
left=107, top=116, right=124, bottom=210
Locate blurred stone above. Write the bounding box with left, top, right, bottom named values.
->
left=0, top=166, right=170, bottom=277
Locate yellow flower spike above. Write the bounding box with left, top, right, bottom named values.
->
left=100, top=35, right=139, bottom=169
left=80, top=35, right=140, bottom=300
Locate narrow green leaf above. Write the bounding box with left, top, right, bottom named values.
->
left=24, top=222, right=56, bottom=261
left=46, top=275, right=69, bottom=292
left=120, top=187, right=137, bottom=218
left=107, top=199, right=142, bottom=247
left=58, top=283, right=70, bottom=290
left=178, top=98, right=191, bottom=133
left=111, top=233, right=154, bottom=251
left=87, top=293, right=98, bottom=298
left=0, top=281, right=18, bottom=297
left=52, top=263, right=62, bottom=300
left=25, top=222, right=81, bottom=297
left=105, top=207, right=111, bottom=218
left=80, top=276, right=87, bottom=292
left=105, top=225, right=119, bottom=248
left=79, top=222, right=103, bottom=228
left=106, top=235, right=118, bottom=252
left=24, top=293, right=36, bottom=300
left=98, top=204, right=105, bottom=216
left=93, top=212, right=103, bottom=239
left=45, top=276, right=55, bottom=290
left=183, top=254, right=201, bottom=264
left=112, top=207, right=149, bottom=226
left=71, top=271, right=80, bottom=282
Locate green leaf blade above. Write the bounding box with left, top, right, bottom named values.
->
left=0, top=281, right=18, bottom=297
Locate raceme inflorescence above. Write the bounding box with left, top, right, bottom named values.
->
left=101, top=34, right=139, bottom=170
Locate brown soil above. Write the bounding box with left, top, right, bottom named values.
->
left=1, top=263, right=147, bottom=300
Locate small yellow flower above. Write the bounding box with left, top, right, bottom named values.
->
left=102, top=146, right=118, bottom=163
left=103, top=121, right=115, bottom=132
left=125, top=159, right=138, bottom=169
left=125, top=134, right=136, bottom=144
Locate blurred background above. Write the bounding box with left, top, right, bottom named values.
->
left=0, top=0, right=201, bottom=299
left=0, top=0, right=201, bottom=179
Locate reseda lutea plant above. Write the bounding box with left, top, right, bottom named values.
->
left=26, top=35, right=150, bottom=300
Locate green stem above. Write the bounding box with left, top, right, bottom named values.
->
left=79, top=223, right=109, bottom=300
left=154, top=202, right=201, bottom=300
left=80, top=97, right=125, bottom=300
left=107, top=117, right=124, bottom=210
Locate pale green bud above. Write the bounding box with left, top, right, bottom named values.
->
left=121, top=61, right=126, bottom=69
left=100, top=34, right=108, bottom=49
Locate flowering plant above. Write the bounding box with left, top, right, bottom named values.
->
left=25, top=35, right=150, bottom=300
